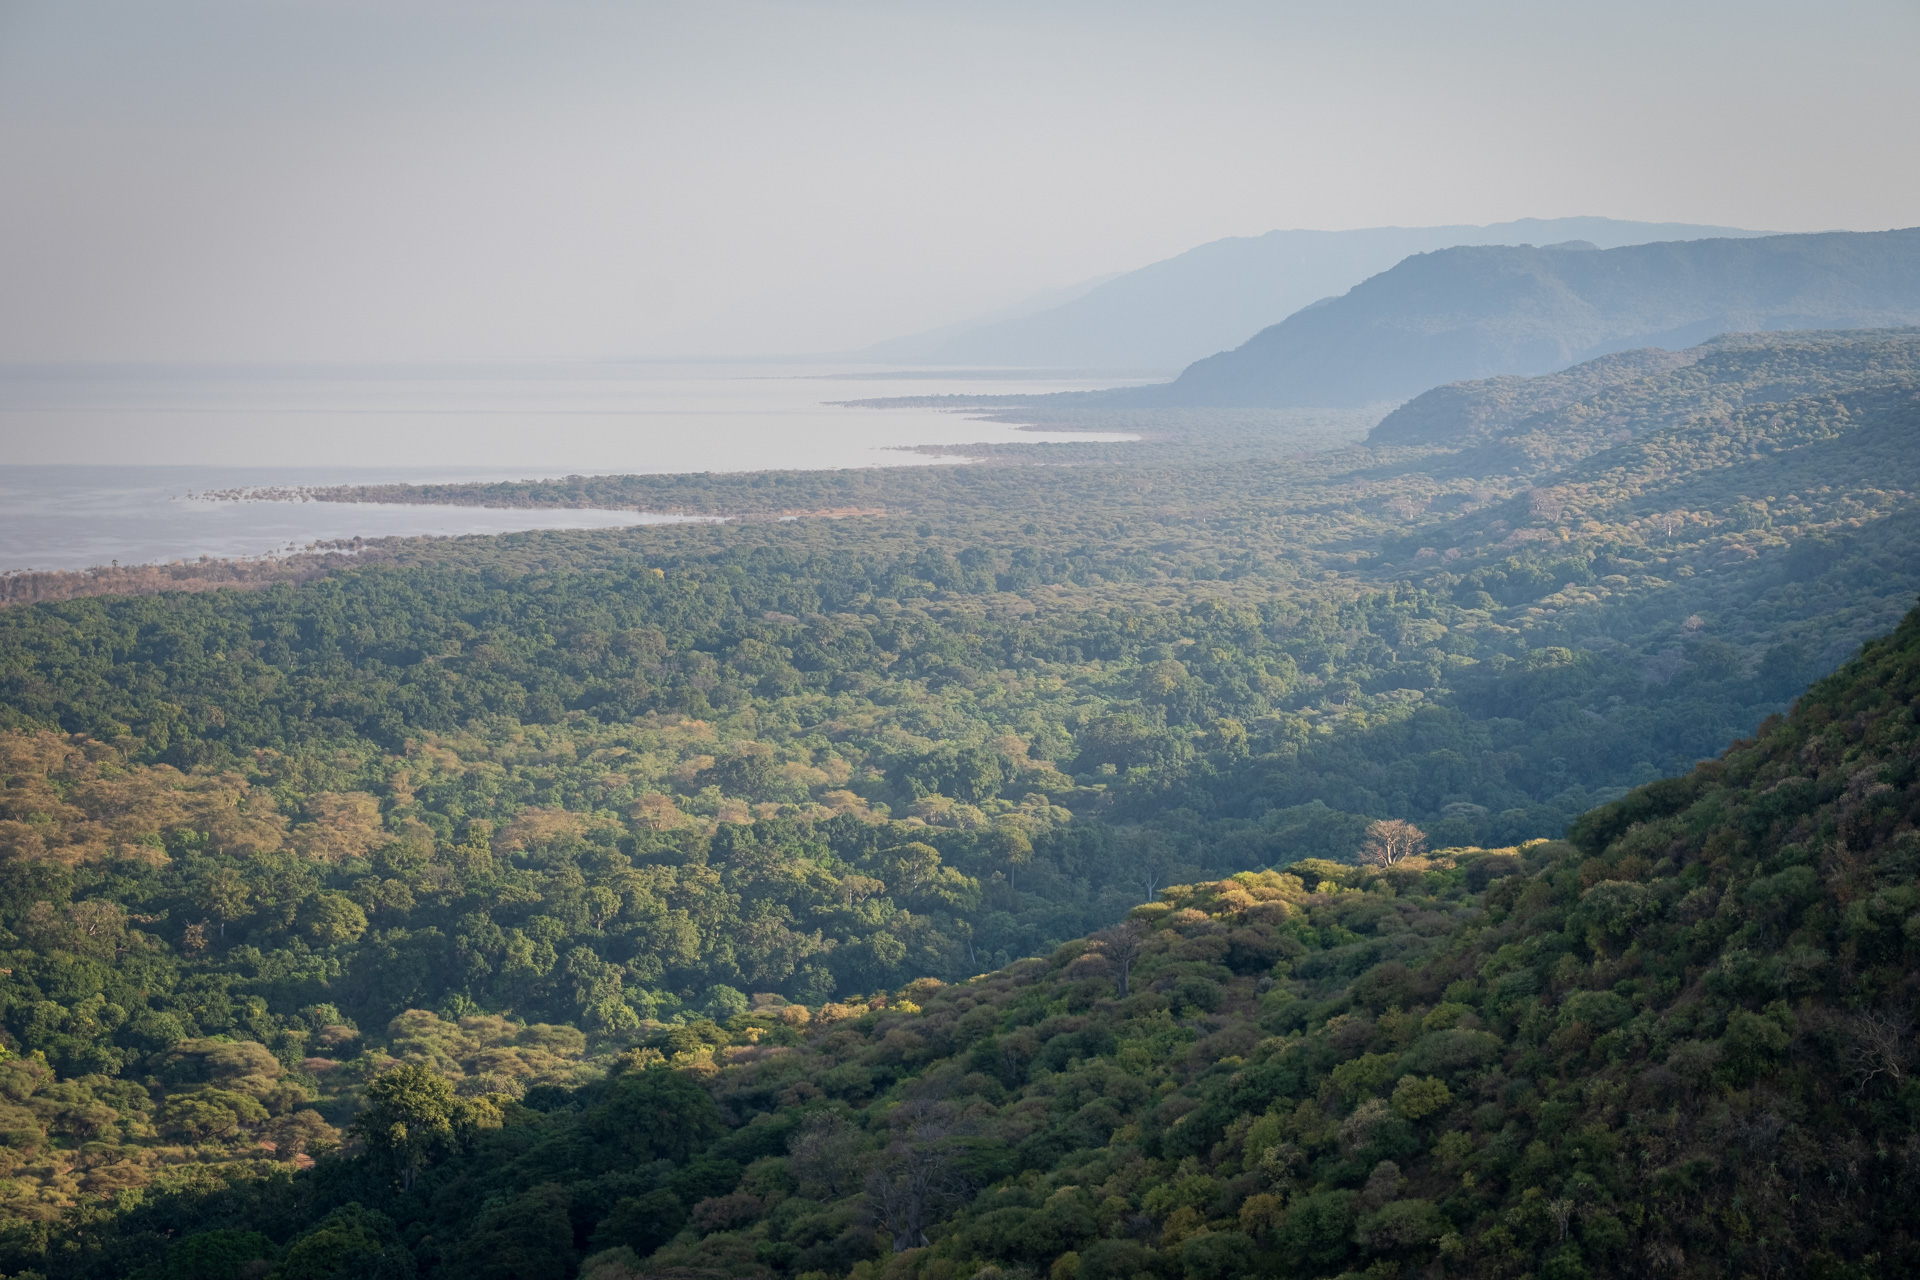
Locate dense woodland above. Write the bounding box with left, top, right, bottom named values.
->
left=12, top=592, right=1920, bottom=1280
left=0, top=328, right=1915, bottom=1277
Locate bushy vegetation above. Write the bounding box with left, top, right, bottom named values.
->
left=0, top=328, right=1915, bottom=1274
left=19, top=595, right=1920, bottom=1279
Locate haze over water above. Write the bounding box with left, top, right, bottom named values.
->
left=0, top=363, right=1143, bottom=572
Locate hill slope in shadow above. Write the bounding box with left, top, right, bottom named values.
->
left=1142, top=228, right=1920, bottom=407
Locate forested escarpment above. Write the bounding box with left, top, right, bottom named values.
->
left=0, top=328, right=1914, bottom=1274
left=23, top=595, right=1920, bottom=1280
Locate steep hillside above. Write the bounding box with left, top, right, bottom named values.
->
left=1370, top=328, right=1920, bottom=456
left=862, top=219, right=1762, bottom=371
left=1146, top=229, right=1920, bottom=407
left=49, top=596, right=1920, bottom=1280
left=1358, top=327, right=1920, bottom=504
left=601, top=597, right=1920, bottom=1280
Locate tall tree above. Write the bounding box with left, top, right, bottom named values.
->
left=1358, top=818, right=1427, bottom=866
left=351, top=1064, right=500, bottom=1191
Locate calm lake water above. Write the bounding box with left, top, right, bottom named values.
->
left=0, top=362, right=1146, bottom=571
left=0, top=467, right=696, bottom=573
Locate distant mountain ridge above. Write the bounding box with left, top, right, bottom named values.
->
left=862, top=218, right=1765, bottom=369
left=1143, top=228, right=1920, bottom=407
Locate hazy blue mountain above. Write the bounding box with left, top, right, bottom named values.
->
left=861, top=217, right=1764, bottom=369
left=864, top=272, right=1126, bottom=358
left=1143, top=227, right=1920, bottom=407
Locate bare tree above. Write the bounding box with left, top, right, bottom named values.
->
left=864, top=1107, right=970, bottom=1252
left=866, top=1143, right=950, bottom=1251
left=1359, top=819, right=1427, bottom=867
left=1646, top=1243, right=1686, bottom=1273
left=788, top=1112, right=867, bottom=1200
left=1116, top=828, right=1173, bottom=903
left=1094, top=920, right=1148, bottom=997
left=1846, top=1009, right=1914, bottom=1093
left=1547, top=1197, right=1575, bottom=1244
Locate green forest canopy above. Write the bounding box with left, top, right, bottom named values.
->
left=0, top=327, right=1914, bottom=1276
left=15, top=556, right=1920, bottom=1280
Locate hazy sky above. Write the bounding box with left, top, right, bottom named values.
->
left=0, top=0, right=1914, bottom=362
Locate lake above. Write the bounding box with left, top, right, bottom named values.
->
left=0, top=362, right=1148, bottom=571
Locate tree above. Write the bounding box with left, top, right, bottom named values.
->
left=158, top=1088, right=268, bottom=1142
left=265, top=1109, right=341, bottom=1160
left=788, top=1112, right=867, bottom=1200
left=587, top=1066, right=724, bottom=1162
left=301, top=892, right=368, bottom=947
left=584, top=885, right=621, bottom=929
left=865, top=1116, right=967, bottom=1252
left=898, top=744, right=1007, bottom=803
left=447, top=1182, right=574, bottom=1280
left=276, top=1204, right=413, bottom=1280
left=160, top=1229, right=274, bottom=1280
left=1094, top=920, right=1148, bottom=997
left=190, top=867, right=250, bottom=940
left=64, top=900, right=129, bottom=957
left=874, top=842, right=943, bottom=898
left=589, top=1189, right=687, bottom=1258
left=1846, top=1010, right=1912, bottom=1093
left=985, top=824, right=1033, bottom=892
left=1358, top=819, right=1427, bottom=867
left=1117, top=829, right=1175, bottom=903
left=840, top=874, right=886, bottom=907
left=702, top=984, right=749, bottom=1021
left=351, top=1064, right=500, bottom=1190
left=706, top=741, right=777, bottom=797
